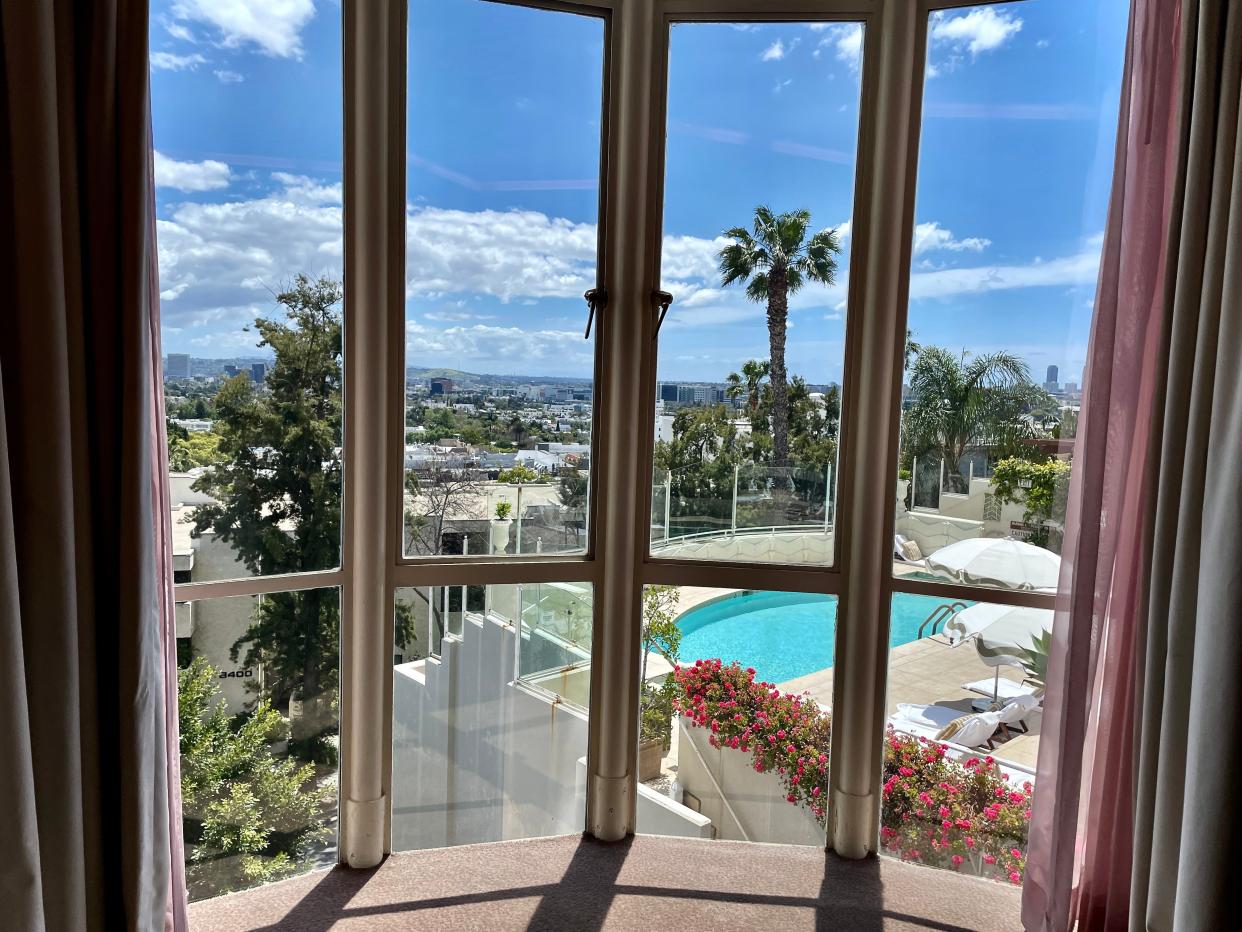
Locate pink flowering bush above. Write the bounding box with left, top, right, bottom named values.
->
left=672, top=659, right=1032, bottom=885
left=881, top=730, right=1031, bottom=884
left=672, top=659, right=831, bottom=821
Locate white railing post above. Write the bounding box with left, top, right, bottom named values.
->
left=515, top=483, right=523, bottom=553
left=663, top=472, right=671, bottom=540
left=731, top=465, right=739, bottom=534
left=824, top=463, right=832, bottom=532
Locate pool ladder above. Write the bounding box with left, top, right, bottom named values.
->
left=918, top=602, right=969, bottom=639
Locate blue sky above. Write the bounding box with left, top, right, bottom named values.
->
left=151, top=0, right=1126, bottom=386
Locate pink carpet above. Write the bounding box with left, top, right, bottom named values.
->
left=189, top=833, right=1022, bottom=931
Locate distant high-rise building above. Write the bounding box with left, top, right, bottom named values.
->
left=166, top=353, right=191, bottom=380
left=1045, top=365, right=1060, bottom=390
left=429, top=377, right=455, bottom=396
left=659, top=383, right=679, bottom=403
left=223, top=364, right=241, bottom=378
left=250, top=362, right=267, bottom=383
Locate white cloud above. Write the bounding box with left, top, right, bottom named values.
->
left=270, top=172, right=342, bottom=204
left=906, top=249, right=1101, bottom=302
left=817, top=24, right=862, bottom=71
left=930, top=7, right=1022, bottom=56
left=912, top=222, right=990, bottom=255
left=154, top=151, right=232, bottom=191
left=155, top=174, right=343, bottom=335
left=773, top=78, right=793, bottom=94
left=405, top=321, right=594, bottom=375
left=214, top=69, right=244, bottom=83
left=150, top=51, right=208, bottom=71
left=171, top=0, right=316, bottom=59
left=165, top=22, right=195, bottom=42
left=761, top=39, right=787, bottom=61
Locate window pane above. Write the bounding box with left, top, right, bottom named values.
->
left=177, top=589, right=340, bottom=901
left=882, top=596, right=1042, bottom=885
left=650, top=21, right=862, bottom=567
left=402, top=0, right=604, bottom=557
left=637, top=585, right=840, bottom=846
left=892, top=0, right=1126, bottom=596
left=391, top=581, right=592, bottom=851
left=152, top=1, right=343, bottom=581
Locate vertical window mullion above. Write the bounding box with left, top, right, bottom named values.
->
left=340, top=0, right=406, bottom=868
left=584, top=0, right=663, bottom=840
left=828, top=0, right=926, bottom=858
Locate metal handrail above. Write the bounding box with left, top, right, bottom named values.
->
left=917, top=602, right=969, bottom=639
left=651, top=522, right=834, bottom=546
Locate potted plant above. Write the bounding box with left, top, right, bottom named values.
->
left=639, top=681, right=674, bottom=781
left=638, top=585, right=681, bottom=781
left=490, top=500, right=513, bottom=554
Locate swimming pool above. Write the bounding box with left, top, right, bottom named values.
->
left=676, top=590, right=967, bottom=685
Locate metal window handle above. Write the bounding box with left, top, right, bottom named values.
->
left=652, top=290, right=673, bottom=337
left=583, top=287, right=606, bottom=339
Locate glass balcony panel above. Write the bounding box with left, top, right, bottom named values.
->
left=391, top=581, right=593, bottom=852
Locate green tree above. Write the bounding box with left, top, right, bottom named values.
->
left=990, top=457, right=1072, bottom=551
left=178, top=658, right=332, bottom=899
left=405, top=457, right=484, bottom=556
left=718, top=207, right=842, bottom=465
left=169, top=430, right=226, bottom=471
left=497, top=464, right=541, bottom=484
left=640, top=585, right=682, bottom=749
left=191, top=275, right=342, bottom=710
left=725, top=359, right=770, bottom=415
left=654, top=405, right=745, bottom=533
left=901, top=347, right=1032, bottom=493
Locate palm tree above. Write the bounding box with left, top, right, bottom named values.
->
left=725, top=359, right=770, bottom=415
left=902, top=347, right=1032, bottom=491
left=904, top=329, right=921, bottom=370
left=718, top=206, right=842, bottom=465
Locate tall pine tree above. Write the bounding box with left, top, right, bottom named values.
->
left=192, top=275, right=343, bottom=711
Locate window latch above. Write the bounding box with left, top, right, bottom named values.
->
left=583, top=287, right=606, bottom=339
left=652, top=290, right=674, bottom=338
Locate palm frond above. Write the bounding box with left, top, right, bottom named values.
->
left=745, top=272, right=770, bottom=303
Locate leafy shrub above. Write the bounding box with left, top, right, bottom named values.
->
left=672, top=659, right=1032, bottom=883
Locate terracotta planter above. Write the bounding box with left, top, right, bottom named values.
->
left=639, top=737, right=664, bottom=782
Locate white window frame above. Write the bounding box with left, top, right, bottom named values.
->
left=173, top=0, right=1053, bottom=871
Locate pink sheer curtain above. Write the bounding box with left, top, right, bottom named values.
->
left=1022, top=1, right=1183, bottom=930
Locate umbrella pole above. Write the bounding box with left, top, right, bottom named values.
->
left=992, top=667, right=1000, bottom=704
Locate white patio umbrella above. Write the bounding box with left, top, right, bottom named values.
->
left=943, top=602, right=1054, bottom=702
left=925, top=537, right=1061, bottom=591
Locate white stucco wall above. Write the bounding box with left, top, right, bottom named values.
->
left=391, top=611, right=709, bottom=852
left=676, top=717, right=826, bottom=847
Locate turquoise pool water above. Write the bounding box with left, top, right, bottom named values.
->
left=676, top=591, right=964, bottom=685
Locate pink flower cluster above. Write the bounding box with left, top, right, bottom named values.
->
left=881, top=730, right=1031, bottom=884
left=672, top=659, right=832, bottom=822
left=672, top=659, right=1032, bottom=886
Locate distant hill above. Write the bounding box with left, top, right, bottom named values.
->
left=406, top=365, right=591, bottom=385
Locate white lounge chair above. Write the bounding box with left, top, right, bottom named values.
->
left=894, top=533, right=925, bottom=564
left=889, top=694, right=1039, bottom=750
